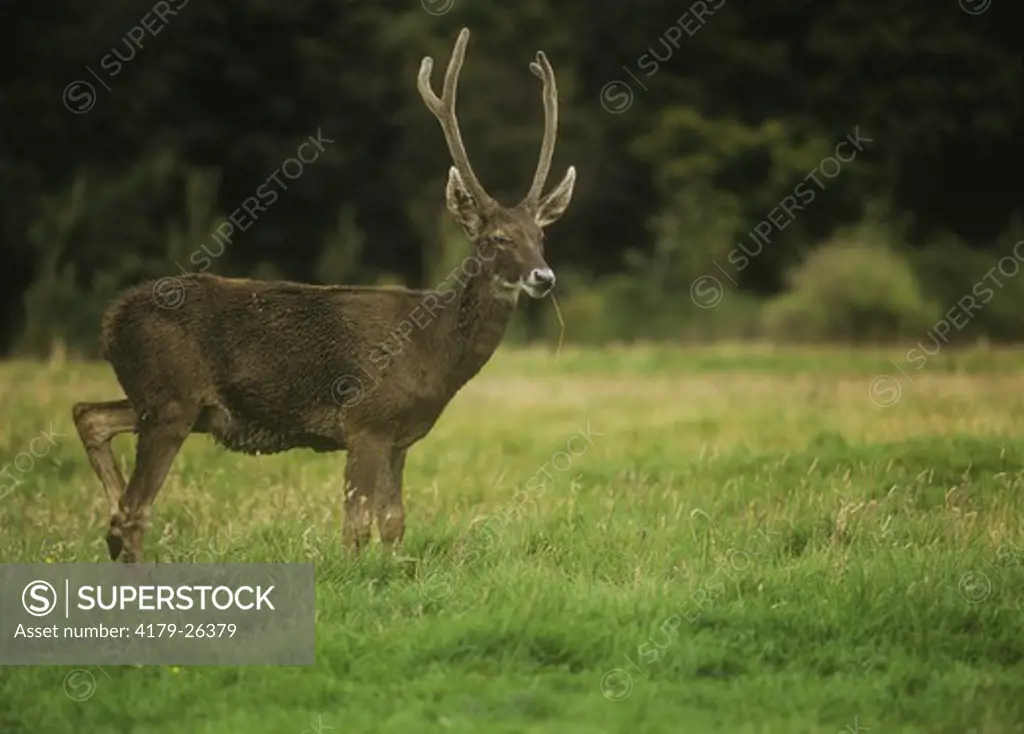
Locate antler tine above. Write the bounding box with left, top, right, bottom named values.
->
left=417, top=28, right=495, bottom=209
left=520, top=50, right=559, bottom=208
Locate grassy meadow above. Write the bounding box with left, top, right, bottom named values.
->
left=1, top=344, right=1023, bottom=733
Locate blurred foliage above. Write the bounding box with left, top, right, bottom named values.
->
left=0, top=0, right=1020, bottom=355
left=762, top=223, right=941, bottom=343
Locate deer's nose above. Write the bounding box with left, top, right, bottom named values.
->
left=528, top=268, right=556, bottom=289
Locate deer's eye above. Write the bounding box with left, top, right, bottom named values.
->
left=490, top=234, right=513, bottom=248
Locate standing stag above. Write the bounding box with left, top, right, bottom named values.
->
left=71, top=27, right=576, bottom=562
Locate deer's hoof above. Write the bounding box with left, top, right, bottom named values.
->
left=106, top=531, right=124, bottom=561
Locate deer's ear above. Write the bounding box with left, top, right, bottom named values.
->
left=534, top=166, right=576, bottom=228
left=445, top=166, right=484, bottom=238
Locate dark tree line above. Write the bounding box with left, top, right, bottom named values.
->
left=0, top=0, right=1020, bottom=354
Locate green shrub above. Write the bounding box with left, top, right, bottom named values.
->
left=762, top=224, right=940, bottom=343
left=909, top=223, right=1024, bottom=343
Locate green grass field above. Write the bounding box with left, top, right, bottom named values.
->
left=1, top=344, right=1023, bottom=733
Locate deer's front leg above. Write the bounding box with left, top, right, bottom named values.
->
left=343, top=436, right=392, bottom=553
left=376, top=447, right=407, bottom=547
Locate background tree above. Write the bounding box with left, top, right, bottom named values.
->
left=0, top=0, right=1020, bottom=355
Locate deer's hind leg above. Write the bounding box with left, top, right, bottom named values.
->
left=108, top=401, right=199, bottom=563
left=72, top=399, right=137, bottom=506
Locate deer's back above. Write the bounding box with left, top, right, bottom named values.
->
left=99, top=274, right=450, bottom=453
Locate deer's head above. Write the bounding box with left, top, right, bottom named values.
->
left=418, top=28, right=576, bottom=300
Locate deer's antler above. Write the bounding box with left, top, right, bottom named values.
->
left=417, top=28, right=496, bottom=210
left=518, top=49, right=560, bottom=210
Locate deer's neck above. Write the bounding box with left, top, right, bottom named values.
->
left=441, top=271, right=517, bottom=391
